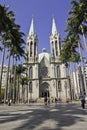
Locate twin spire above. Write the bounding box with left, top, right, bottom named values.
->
left=28, top=17, right=58, bottom=36
left=52, top=17, right=58, bottom=35
left=29, top=17, right=35, bottom=36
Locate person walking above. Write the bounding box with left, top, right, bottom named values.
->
left=44, top=96, right=47, bottom=105
left=55, top=97, right=58, bottom=104
left=8, top=99, right=12, bottom=106
left=79, top=94, right=86, bottom=109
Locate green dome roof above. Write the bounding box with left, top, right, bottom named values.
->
left=38, top=48, right=50, bottom=62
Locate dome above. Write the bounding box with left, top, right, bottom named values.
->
left=38, top=48, right=50, bottom=62
left=42, top=48, right=46, bottom=52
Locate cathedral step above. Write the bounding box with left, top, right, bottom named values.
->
left=37, top=98, right=44, bottom=103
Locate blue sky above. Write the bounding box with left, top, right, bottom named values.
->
left=0, top=0, right=71, bottom=54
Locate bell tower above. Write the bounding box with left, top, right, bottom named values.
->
left=50, top=17, right=61, bottom=59
left=26, top=17, right=38, bottom=63
left=25, top=18, right=39, bottom=101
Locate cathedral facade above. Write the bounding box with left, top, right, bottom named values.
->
left=25, top=18, right=70, bottom=101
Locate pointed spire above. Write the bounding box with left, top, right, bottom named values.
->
left=29, top=17, right=35, bottom=36
left=52, top=17, right=58, bottom=35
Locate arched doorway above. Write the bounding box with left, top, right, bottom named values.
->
left=39, top=82, right=49, bottom=97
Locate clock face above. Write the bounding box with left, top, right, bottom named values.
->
left=41, top=67, right=48, bottom=76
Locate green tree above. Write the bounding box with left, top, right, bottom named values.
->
left=20, top=76, right=29, bottom=103
left=67, top=0, right=87, bottom=55
left=0, top=5, right=15, bottom=103
left=60, top=0, right=87, bottom=98
left=0, top=5, right=25, bottom=103
left=5, top=26, right=25, bottom=101
left=15, top=64, right=27, bottom=102
left=60, top=0, right=87, bottom=62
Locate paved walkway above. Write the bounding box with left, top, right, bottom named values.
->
left=0, top=103, right=87, bottom=130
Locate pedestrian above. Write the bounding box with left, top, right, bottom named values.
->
left=48, top=97, right=50, bottom=104
left=8, top=99, right=11, bottom=106
left=10, top=99, right=12, bottom=105
left=44, top=96, right=47, bottom=105
left=79, top=94, right=85, bottom=109
left=55, top=97, right=58, bottom=104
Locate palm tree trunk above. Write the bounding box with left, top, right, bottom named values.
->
left=11, top=55, right=14, bottom=101
left=5, top=50, right=11, bottom=100
left=81, top=26, right=87, bottom=57
left=22, top=84, right=24, bottom=103
left=70, top=62, right=75, bottom=100
left=9, top=55, right=15, bottom=100
left=18, top=75, right=21, bottom=103
left=74, top=63, right=79, bottom=99
left=82, top=33, right=87, bottom=56
left=13, top=59, right=17, bottom=103
left=16, top=75, right=20, bottom=103
left=0, top=46, right=5, bottom=103
left=78, top=41, right=87, bottom=95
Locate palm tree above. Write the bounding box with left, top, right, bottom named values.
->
left=60, top=0, right=87, bottom=97
left=67, top=0, right=87, bottom=95
left=60, top=35, right=80, bottom=63
left=0, top=4, right=25, bottom=103
left=6, top=26, right=25, bottom=97
left=15, top=64, right=27, bottom=103
left=20, top=76, right=29, bottom=103
left=60, top=34, right=81, bottom=100
left=67, top=0, right=87, bottom=56
left=0, top=5, right=15, bottom=103
left=0, top=5, right=14, bottom=33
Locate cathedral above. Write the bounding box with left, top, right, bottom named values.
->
left=25, top=17, right=70, bottom=102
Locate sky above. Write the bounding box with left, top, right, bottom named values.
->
left=0, top=0, right=73, bottom=64
left=0, top=0, right=72, bottom=51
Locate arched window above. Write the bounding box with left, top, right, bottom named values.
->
left=30, top=41, right=33, bottom=57
left=52, top=48, right=54, bottom=56
left=51, top=42, right=54, bottom=56
left=27, top=42, right=29, bottom=46
left=57, top=65, right=60, bottom=77
left=29, top=66, right=32, bottom=78
left=51, top=41, right=53, bottom=46
left=58, top=81, right=61, bottom=91
left=29, top=82, right=32, bottom=93
left=55, top=40, right=58, bottom=56
left=34, top=42, right=36, bottom=56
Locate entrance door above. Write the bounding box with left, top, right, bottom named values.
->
left=40, top=83, right=49, bottom=97
left=44, top=91, right=49, bottom=97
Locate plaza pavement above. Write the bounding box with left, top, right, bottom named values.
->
left=0, top=102, right=87, bottom=130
